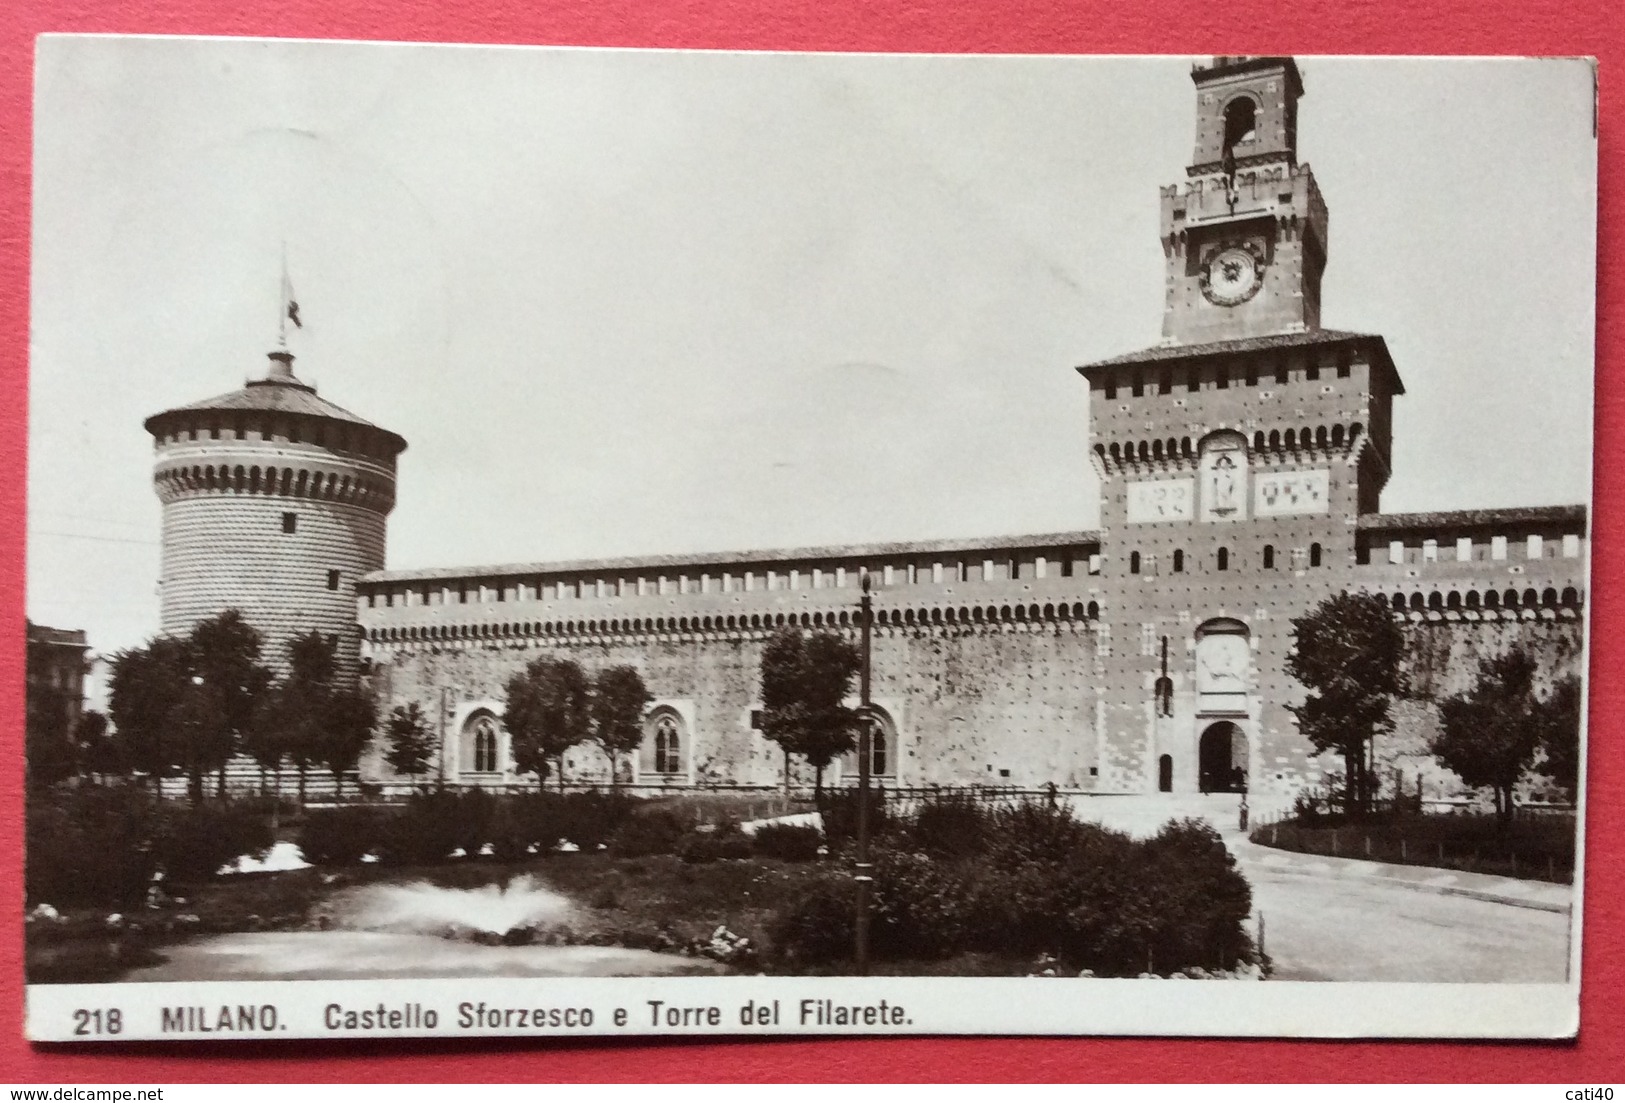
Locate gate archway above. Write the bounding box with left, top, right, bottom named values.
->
left=1198, top=721, right=1247, bottom=793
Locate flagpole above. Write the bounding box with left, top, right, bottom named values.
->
left=278, top=241, right=289, bottom=349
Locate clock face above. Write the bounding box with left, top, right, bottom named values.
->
left=1202, top=244, right=1263, bottom=306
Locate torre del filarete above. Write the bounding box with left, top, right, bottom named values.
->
left=148, top=57, right=1588, bottom=803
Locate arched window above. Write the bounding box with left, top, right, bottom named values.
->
left=1263, top=544, right=1275, bottom=569
left=1310, top=542, right=1322, bottom=567
left=1223, top=96, right=1258, bottom=158
left=1173, top=549, right=1185, bottom=573
left=460, top=712, right=501, bottom=775
left=1130, top=551, right=1141, bottom=575
left=651, top=714, right=682, bottom=775
left=870, top=723, right=888, bottom=777
left=840, top=707, right=897, bottom=780
left=1217, top=547, right=1230, bottom=571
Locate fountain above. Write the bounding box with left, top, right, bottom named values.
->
left=115, top=872, right=723, bottom=982
left=329, top=875, right=575, bottom=943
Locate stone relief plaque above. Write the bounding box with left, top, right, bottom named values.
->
left=1198, top=433, right=1250, bottom=522
left=1254, top=469, right=1331, bottom=516
left=1125, top=478, right=1195, bottom=523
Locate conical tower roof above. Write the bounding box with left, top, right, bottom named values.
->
left=144, top=350, right=407, bottom=455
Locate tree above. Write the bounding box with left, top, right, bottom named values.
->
left=75, top=710, right=127, bottom=781
left=758, top=627, right=861, bottom=801
left=592, top=665, right=651, bottom=785
left=1284, top=592, right=1405, bottom=818
left=275, top=631, right=341, bottom=804
left=108, top=635, right=192, bottom=785
left=505, top=656, right=591, bottom=789
left=1535, top=675, right=1583, bottom=800
left=1432, top=648, right=1549, bottom=825
left=189, top=611, right=272, bottom=794
left=105, top=613, right=273, bottom=801
left=172, top=676, right=230, bottom=802
left=317, top=688, right=378, bottom=797
left=241, top=692, right=292, bottom=795
left=25, top=684, right=75, bottom=788
left=384, top=703, right=437, bottom=783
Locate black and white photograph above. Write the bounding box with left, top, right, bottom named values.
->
left=23, top=40, right=1595, bottom=1040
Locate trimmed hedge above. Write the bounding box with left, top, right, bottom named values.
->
left=610, top=810, right=687, bottom=857
left=752, top=823, right=822, bottom=862
left=290, top=789, right=643, bottom=868
left=677, top=825, right=754, bottom=864
left=26, top=785, right=156, bottom=908
left=298, top=806, right=387, bottom=866
left=156, top=801, right=276, bottom=883
left=26, top=785, right=278, bottom=907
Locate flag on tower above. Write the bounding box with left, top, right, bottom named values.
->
left=278, top=246, right=303, bottom=343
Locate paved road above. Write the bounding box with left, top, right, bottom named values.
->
left=1235, top=840, right=1571, bottom=982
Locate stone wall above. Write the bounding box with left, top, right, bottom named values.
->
left=1377, top=615, right=1586, bottom=803
left=360, top=618, right=1102, bottom=791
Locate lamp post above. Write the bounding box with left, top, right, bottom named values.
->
left=855, top=572, right=874, bottom=975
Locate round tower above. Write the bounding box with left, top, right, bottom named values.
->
left=144, top=349, right=407, bottom=679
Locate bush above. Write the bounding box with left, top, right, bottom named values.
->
left=1137, top=819, right=1254, bottom=972
left=870, top=850, right=971, bottom=958
left=155, top=800, right=276, bottom=883
left=984, top=800, right=1090, bottom=866
left=610, top=810, right=687, bottom=857
left=298, top=806, right=388, bottom=866
left=26, top=784, right=156, bottom=908
left=677, top=825, right=754, bottom=864
left=769, top=800, right=1257, bottom=976
left=752, top=823, right=822, bottom=862
left=769, top=871, right=857, bottom=965
left=906, top=790, right=990, bottom=858
left=816, top=786, right=890, bottom=849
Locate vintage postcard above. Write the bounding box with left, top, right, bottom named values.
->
left=24, top=39, right=1595, bottom=1041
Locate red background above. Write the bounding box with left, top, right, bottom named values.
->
left=0, top=0, right=1620, bottom=1083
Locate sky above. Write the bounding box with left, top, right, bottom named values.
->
left=27, top=41, right=1597, bottom=657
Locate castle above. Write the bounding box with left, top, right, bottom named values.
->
left=148, top=57, right=1588, bottom=801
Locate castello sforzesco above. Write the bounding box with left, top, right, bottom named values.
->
left=146, top=56, right=1589, bottom=804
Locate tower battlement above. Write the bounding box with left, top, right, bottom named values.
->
left=145, top=350, right=406, bottom=678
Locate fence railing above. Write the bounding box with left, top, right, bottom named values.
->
left=1249, top=815, right=1576, bottom=884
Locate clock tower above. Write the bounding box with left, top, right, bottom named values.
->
left=1076, top=55, right=1406, bottom=800
left=1161, top=56, right=1327, bottom=345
